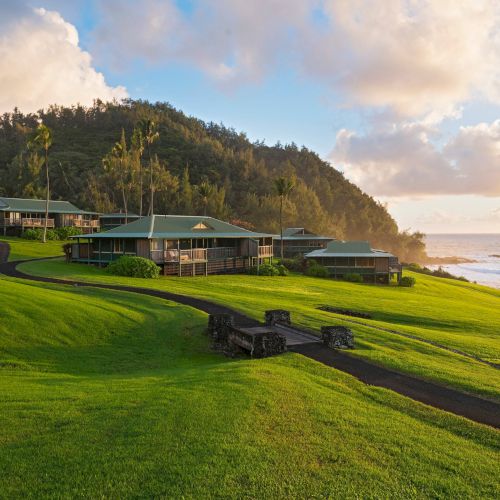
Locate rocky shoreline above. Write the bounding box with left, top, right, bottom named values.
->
left=421, top=256, right=477, bottom=265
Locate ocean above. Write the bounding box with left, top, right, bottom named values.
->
left=425, top=234, right=500, bottom=289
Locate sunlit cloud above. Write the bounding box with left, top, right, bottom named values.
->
left=0, top=5, right=127, bottom=113
left=332, top=120, right=500, bottom=197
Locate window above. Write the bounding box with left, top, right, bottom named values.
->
left=192, top=221, right=213, bottom=230
left=100, top=240, right=112, bottom=252
left=356, top=257, right=375, bottom=267
left=114, top=239, right=122, bottom=253
left=151, top=239, right=163, bottom=251
left=125, top=239, right=136, bottom=253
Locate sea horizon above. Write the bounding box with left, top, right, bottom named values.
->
left=424, top=233, right=500, bottom=289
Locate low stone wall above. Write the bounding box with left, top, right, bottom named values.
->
left=265, top=309, right=291, bottom=326
left=321, top=326, right=354, bottom=349
left=207, top=313, right=234, bottom=348
left=317, top=305, right=372, bottom=319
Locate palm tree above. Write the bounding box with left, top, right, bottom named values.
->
left=197, top=180, right=214, bottom=216
left=131, top=127, right=144, bottom=216
left=29, top=124, right=52, bottom=243
left=140, top=119, right=160, bottom=216
left=273, top=176, right=294, bottom=260
left=104, top=129, right=130, bottom=223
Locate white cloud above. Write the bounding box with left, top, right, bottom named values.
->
left=305, top=0, right=500, bottom=120
left=332, top=120, right=500, bottom=196
left=93, top=0, right=312, bottom=87
left=91, top=0, right=500, bottom=120
left=0, top=6, right=127, bottom=113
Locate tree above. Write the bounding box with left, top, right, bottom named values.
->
left=140, top=119, right=160, bottom=215
left=131, top=127, right=145, bottom=216
left=196, top=180, right=214, bottom=216
left=149, top=154, right=177, bottom=211
left=178, top=167, right=193, bottom=214
left=273, top=176, right=294, bottom=260
left=103, top=129, right=132, bottom=222
left=28, top=123, right=52, bottom=243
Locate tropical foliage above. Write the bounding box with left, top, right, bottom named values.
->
left=0, top=100, right=426, bottom=261
left=106, top=255, right=161, bottom=278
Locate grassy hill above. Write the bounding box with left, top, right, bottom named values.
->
left=20, top=258, right=500, bottom=400
left=0, top=236, right=65, bottom=261
left=0, top=276, right=498, bottom=498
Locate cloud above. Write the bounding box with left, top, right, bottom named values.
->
left=93, top=0, right=311, bottom=87
left=91, top=0, right=500, bottom=119
left=304, top=0, right=500, bottom=119
left=0, top=6, right=127, bottom=113
left=332, top=120, right=500, bottom=197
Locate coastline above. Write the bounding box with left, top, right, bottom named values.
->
left=423, top=234, right=500, bottom=289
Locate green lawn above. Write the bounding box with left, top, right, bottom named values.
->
left=0, top=277, right=498, bottom=498
left=19, top=258, right=500, bottom=400
left=0, top=236, right=65, bottom=261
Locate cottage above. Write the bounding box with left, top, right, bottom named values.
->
left=70, top=214, right=274, bottom=276
left=273, top=227, right=334, bottom=257
left=305, top=240, right=402, bottom=284
left=99, top=213, right=141, bottom=231
left=0, top=197, right=99, bottom=235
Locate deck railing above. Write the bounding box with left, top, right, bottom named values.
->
left=151, top=248, right=208, bottom=263
left=72, top=219, right=99, bottom=228
left=258, top=245, right=273, bottom=257
left=207, top=247, right=238, bottom=259
left=151, top=246, right=271, bottom=263
left=181, top=249, right=207, bottom=261
left=21, top=218, right=55, bottom=228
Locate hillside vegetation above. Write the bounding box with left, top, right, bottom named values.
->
left=0, top=101, right=424, bottom=261
left=21, top=257, right=500, bottom=399
left=0, top=277, right=498, bottom=498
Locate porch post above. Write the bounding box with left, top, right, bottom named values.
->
left=178, top=239, right=181, bottom=277
left=248, top=238, right=251, bottom=269
left=98, top=239, right=102, bottom=266
left=191, top=238, right=194, bottom=276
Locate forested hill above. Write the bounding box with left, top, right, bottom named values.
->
left=0, top=100, right=425, bottom=261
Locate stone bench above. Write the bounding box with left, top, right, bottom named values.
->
left=207, top=314, right=287, bottom=358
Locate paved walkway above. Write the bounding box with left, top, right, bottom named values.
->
left=0, top=249, right=499, bottom=429
left=0, top=242, right=9, bottom=264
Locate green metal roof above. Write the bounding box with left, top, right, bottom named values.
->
left=0, top=197, right=96, bottom=215
left=275, top=227, right=334, bottom=241
left=73, top=215, right=273, bottom=239
left=99, top=213, right=140, bottom=218
left=305, top=240, right=394, bottom=258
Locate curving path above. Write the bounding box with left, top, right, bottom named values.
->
left=0, top=242, right=9, bottom=264
left=323, top=313, right=500, bottom=369
left=0, top=248, right=499, bottom=429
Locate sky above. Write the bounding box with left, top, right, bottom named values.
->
left=0, top=0, right=499, bottom=234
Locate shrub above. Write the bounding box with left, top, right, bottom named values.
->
left=247, top=263, right=287, bottom=276
left=305, top=260, right=329, bottom=278
left=280, top=256, right=305, bottom=272
left=399, top=276, right=416, bottom=287
left=405, top=264, right=468, bottom=282
left=107, top=256, right=160, bottom=279
left=275, top=264, right=289, bottom=276
left=55, top=226, right=81, bottom=240
left=344, top=273, right=363, bottom=283
left=45, top=229, right=59, bottom=240
left=23, top=229, right=43, bottom=240
left=22, top=226, right=87, bottom=242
